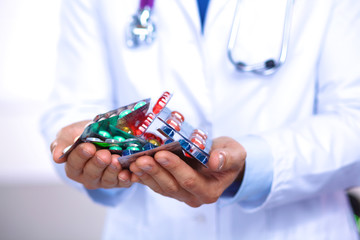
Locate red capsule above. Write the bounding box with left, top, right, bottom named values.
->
left=135, top=123, right=148, bottom=136
left=152, top=97, right=168, bottom=114
left=146, top=112, right=155, bottom=120
left=190, top=136, right=206, bottom=150
left=143, top=132, right=163, bottom=145
left=171, top=111, right=185, bottom=123
left=192, top=129, right=208, bottom=141
left=162, top=91, right=171, bottom=100
left=166, top=118, right=181, bottom=131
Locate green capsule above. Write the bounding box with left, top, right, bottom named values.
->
left=119, top=109, right=132, bottom=119
left=98, top=130, right=111, bottom=138
left=133, top=101, right=146, bottom=110
left=126, top=146, right=140, bottom=151
left=113, top=136, right=126, bottom=142
left=109, top=146, right=123, bottom=151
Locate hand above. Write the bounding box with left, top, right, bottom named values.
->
left=129, top=136, right=246, bottom=207
left=50, top=120, right=132, bottom=189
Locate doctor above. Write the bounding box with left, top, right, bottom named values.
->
left=43, top=0, right=360, bottom=239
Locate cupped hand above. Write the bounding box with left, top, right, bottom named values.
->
left=129, top=136, right=246, bottom=207
left=50, top=120, right=132, bottom=189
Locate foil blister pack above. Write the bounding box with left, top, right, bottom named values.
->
left=61, top=92, right=212, bottom=168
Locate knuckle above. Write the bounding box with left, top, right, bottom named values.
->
left=65, top=165, right=79, bottom=180
left=85, top=171, right=100, bottom=181
left=203, top=190, right=221, bottom=204
left=182, top=177, right=196, bottom=190
left=186, top=200, right=202, bottom=208
left=119, top=182, right=132, bottom=188
left=83, top=183, right=98, bottom=190
left=163, top=183, right=179, bottom=195
left=152, top=185, right=164, bottom=195
left=101, top=178, right=116, bottom=187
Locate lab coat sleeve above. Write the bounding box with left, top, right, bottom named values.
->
left=41, top=0, right=130, bottom=206
left=232, top=0, right=360, bottom=211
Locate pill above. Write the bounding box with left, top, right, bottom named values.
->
left=166, top=118, right=181, bottom=131
left=171, top=111, right=185, bottom=123
left=119, top=109, right=132, bottom=119
left=98, top=130, right=111, bottom=138
left=113, top=136, right=126, bottom=142
left=133, top=101, right=147, bottom=110
left=109, top=146, right=123, bottom=151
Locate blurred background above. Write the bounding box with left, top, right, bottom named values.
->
left=0, top=1, right=106, bottom=239
left=1, top=1, right=359, bottom=239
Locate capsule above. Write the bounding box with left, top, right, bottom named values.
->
left=109, top=146, right=123, bottom=151
left=161, top=125, right=175, bottom=138
left=179, top=139, right=191, bottom=151
left=121, top=126, right=133, bottom=135
left=119, top=109, right=132, bottom=119
left=143, top=132, right=163, bottom=145
left=149, top=139, right=161, bottom=147
left=166, top=118, right=181, bottom=131
left=143, top=143, right=156, bottom=151
left=171, top=111, right=185, bottom=123
left=113, top=136, right=126, bottom=142
left=164, top=139, right=174, bottom=144
left=98, top=130, right=111, bottom=138
left=152, top=96, right=168, bottom=114
left=122, top=149, right=139, bottom=156
left=192, top=129, right=208, bottom=141
left=133, top=101, right=146, bottom=110
left=126, top=146, right=141, bottom=151
left=190, top=136, right=206, bottom=150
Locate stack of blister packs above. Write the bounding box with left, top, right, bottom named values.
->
left=62, top=92, right=211, bottom=168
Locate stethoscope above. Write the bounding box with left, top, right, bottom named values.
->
left=126, top=0, right=294, bottom=76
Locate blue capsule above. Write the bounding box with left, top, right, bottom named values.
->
left=161, top=125, right=175, bottom=138
left=164, top=139, right=174, bottom=144
left=194, top=151, right=208, bottom=164
left=143, top=143, right=156, bottom=151
left=178, top=139, right=191, bottom=151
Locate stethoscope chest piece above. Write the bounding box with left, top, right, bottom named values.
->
left=126, top=6, right=156, bottom=48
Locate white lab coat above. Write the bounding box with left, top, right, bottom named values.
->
left=42, top=0, right=360, bottom=239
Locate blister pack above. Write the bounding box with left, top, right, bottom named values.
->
left=61, top=92, right=212, bottom=168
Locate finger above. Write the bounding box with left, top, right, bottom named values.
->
left=100, top=154, right=121, bottom=188
left=51, top=139, right=72, bottom=163
left=129, top=158, right=164, bottom=195
left=207, top=150, right=227, bottom=172
left=66, top=143, right=96, bottom=173
left=208, top=137, right=246, bottom=172
left=154, top=151, right=206, bottom=196
left=118, top=169, right=133, bottom=187
left=135, top=155, right=193, bottom=200
left=51, top=120, right=91, bottom=163
left=82, top=149, right=112, bottom=188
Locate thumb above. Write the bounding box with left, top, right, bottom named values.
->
left=208, top=150, right=228, bottom=172
left=208, top=143, right=246, bottom=173
left=51, top=140, right=71, bottom=163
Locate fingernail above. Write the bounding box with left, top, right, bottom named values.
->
left=96, top=157, right=107, bottom=167
left=157, top=158, right=169, bottom=166
left=82, top=149, right=93, bottom=159
left=109, top=164, right=118, bottom=170
left=50, top=141, right=57, bottom=154
left=139, top=165, right=152, bottom=172
left=134, top=171, right=144, bottom=176
left=118, top=176, right=130, bottom=183
left=218, top=152, right=226, bottom=171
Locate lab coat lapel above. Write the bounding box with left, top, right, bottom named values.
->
left=206, top=0, right=233, bottom=30
left=174, top=0, right=201, bottom=32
